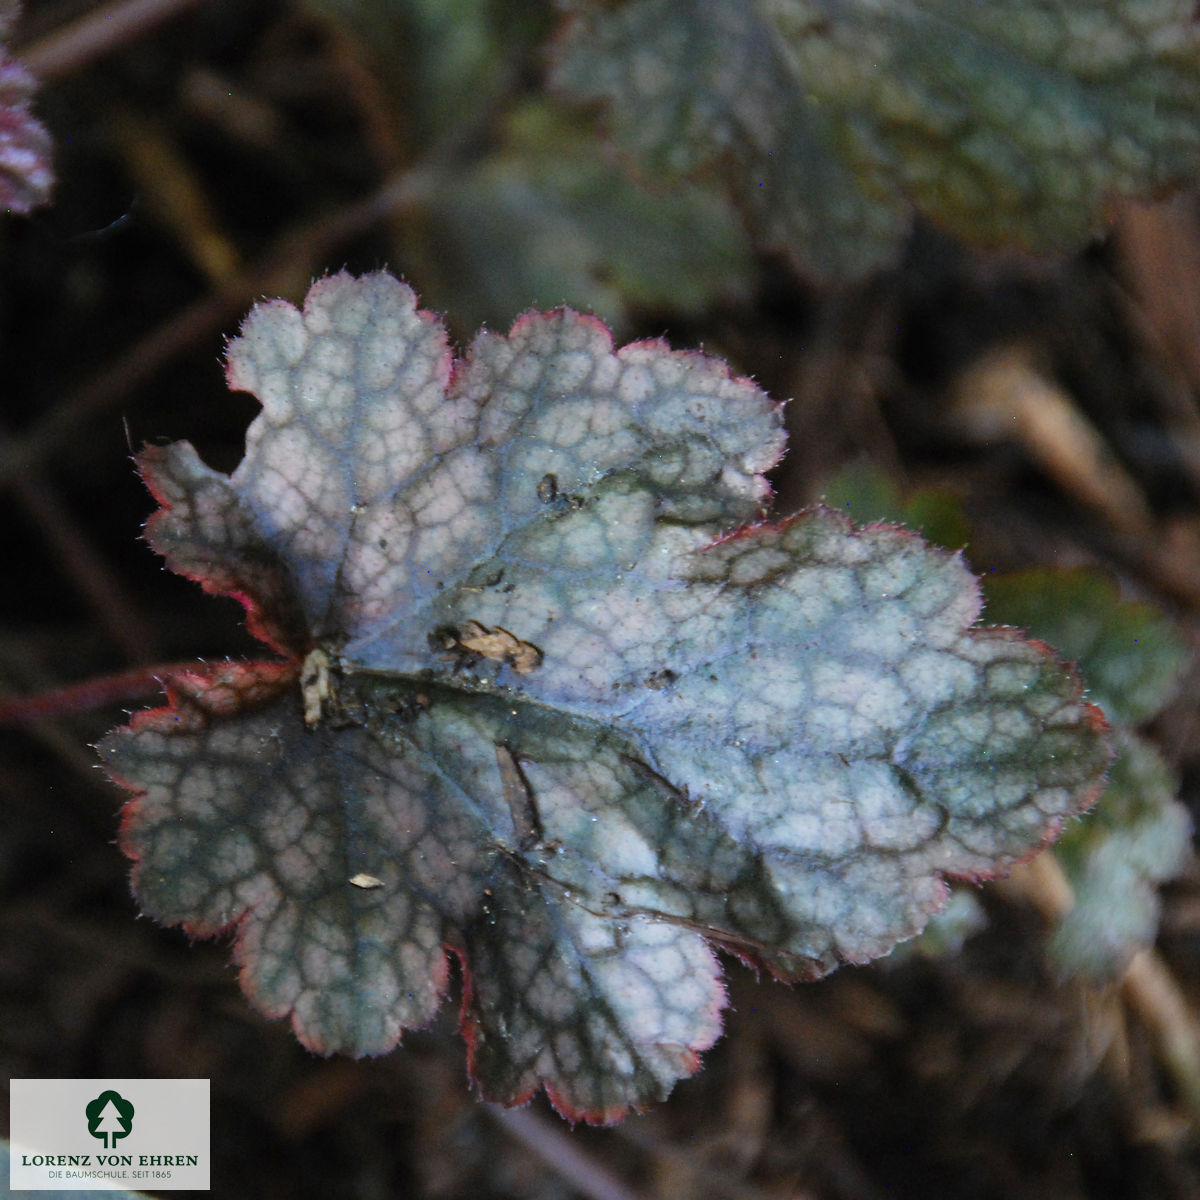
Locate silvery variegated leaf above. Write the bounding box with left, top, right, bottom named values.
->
left=99, top=272, right=1109, bottom=1122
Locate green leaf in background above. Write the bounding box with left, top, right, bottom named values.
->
left=302, top=0, right=544, bottom=144
left=1050, top=732, right=1191, bottom=980
left=984, top=567, right=1190, bottom=727
left=887, top=886, right=988, bottom=962
left=426, top=101, right=756, bottom=332
left=985, top=567, right=1192, bottom=978
left=301, top=2, right=753, bottom=331
left=553, top=0, right=1200, bottom=278
left=820, top=463, right=973, bottom=552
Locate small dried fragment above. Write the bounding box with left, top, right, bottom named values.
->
left=495, top=743, right=542, bottom=850
left=454, top=620, right=543, bottom=675
left=349, top=873, right=384, bottom=890
left=300, top=647, right=333, bottom=727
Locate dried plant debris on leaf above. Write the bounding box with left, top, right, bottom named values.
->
left=99, top=272, right=1110, bottom=1122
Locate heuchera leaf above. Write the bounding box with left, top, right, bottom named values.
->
left=552, top=0, right=1200, bottom=278
left=98, top=272, right=1110, bottom=1122
left=0, top=1, right=53, bottom=215
left=887, top=887, right=988, bottom=963
left=425, top=99, right=755, bottom=332
left=822, top=464, right=973, bottom=553
left=1050, top=732, right=1189, bottom=980
left=985, top=567, right=1191, bottom=978
left=984, top=567, right=1190, bottom=727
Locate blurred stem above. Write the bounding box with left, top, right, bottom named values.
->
left=0, top=651, right=114, bottom=788
left=21, top=0, right=209, bottom=81
left=108, top=107, right=241, bottom=288
left=484, top=1105, right=644, bottom=1200
left=775, top=280, right=903, bottom=515
left=1, top=430, right=155, bottom=662
left=0, top=162, right=439, bottom=488
left=1123, top=950, right=1200, bottom=1128
left=1005, top=852, right=1200, bottom=1127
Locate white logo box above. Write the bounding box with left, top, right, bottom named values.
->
left=10, top=1079, right=209, bottom=1192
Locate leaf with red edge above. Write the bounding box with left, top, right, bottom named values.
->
left=98, top=271, right=1110, bottom=1122
left=0, top=1, right=52, bottom=214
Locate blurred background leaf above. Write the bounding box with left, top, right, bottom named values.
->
left=1049, top=731, right=1191, bottom=981
left=820, top=462, right=974, bottom=551
left=554, top=0, right=1200, bottom=279
left=985, top=566, right=1191, bottom=726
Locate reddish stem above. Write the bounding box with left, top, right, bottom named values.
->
left=0, top=662, right=202, bottom=727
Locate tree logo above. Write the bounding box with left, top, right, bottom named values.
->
left=85, top=1089, right=135, bottom=1149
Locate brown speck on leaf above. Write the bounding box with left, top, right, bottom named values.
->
left=537, top=473, right=560, bottom=504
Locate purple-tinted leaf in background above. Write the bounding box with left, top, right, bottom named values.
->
left=99, top=272, right=1109, bottom=1122
left=0, top=1, right=52, bottom=214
